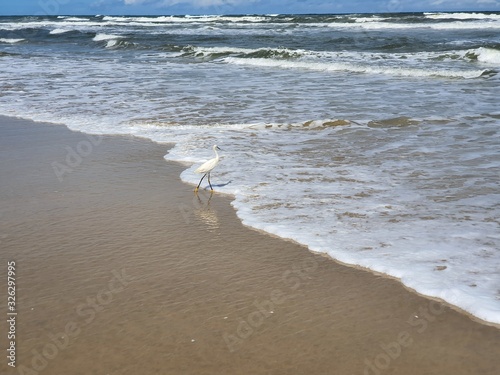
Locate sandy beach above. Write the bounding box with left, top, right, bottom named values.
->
left=0, top=115, right=499, bottom=375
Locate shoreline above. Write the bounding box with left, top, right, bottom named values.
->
left=1, top=115, right=499, bottom=374
left=235, top=213, right=500, bottom=330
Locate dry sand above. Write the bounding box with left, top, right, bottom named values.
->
left=0, top=116, right=499, bottom=375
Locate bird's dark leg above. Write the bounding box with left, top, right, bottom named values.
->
left=195, top=173, right=207, bottom=192
left=207, top=172, right=213, bottom=190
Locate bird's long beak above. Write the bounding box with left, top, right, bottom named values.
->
left=216, top=146, right=222, bottom=150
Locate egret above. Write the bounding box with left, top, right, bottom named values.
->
left=194, top=145, right=222, bottom=192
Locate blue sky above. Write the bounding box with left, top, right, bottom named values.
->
left=1, top=0, right=499, bottom=16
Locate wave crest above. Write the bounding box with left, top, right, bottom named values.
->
left=466, top=47, right=500, bottom=65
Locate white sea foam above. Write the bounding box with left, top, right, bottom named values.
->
left=0, top=20, right=102, bottom=31
left=92, top=33, right=123, bottom=41
left=0, top=38, right=24, bottom=43
left=223, top=56, right=490, bottom=79
left=188, top=45, right=307, bottom=59
left=102, top=15, right=271, bottom=24
left=472, top=47, right=500, bottom=65
left=61, top=17, right=91, bottom=22
left=191, top=44, right=497, bottom=75
left=50, top=28, right=72, bottom=35
left=4, top=13, right=497, bottom=36
left=425, top=12, right=500, bottom=20
left=330, top=20, right=500, bottom=30
left=354, top=16, right=392, bottom=23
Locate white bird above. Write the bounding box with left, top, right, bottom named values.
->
left=194, top=145, right=221, bottom=192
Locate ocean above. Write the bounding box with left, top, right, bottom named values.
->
left=1, top=12, right=499, bottom=325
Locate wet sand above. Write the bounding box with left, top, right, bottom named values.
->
left=0, top=115, right=499, bottom=375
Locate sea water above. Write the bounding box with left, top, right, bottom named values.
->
left=1, top=13, right=499, bottom=324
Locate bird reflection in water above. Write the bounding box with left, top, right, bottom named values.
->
left=193, top=190, right=219, bottom=229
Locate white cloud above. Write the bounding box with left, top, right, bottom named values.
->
left=477, top=0, right=500, bottom=4
left=162, top=0, right=249, bottom=5
left=430, top=0, right=500, bottom=6
left=123, top=0, right=256, bottom=7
